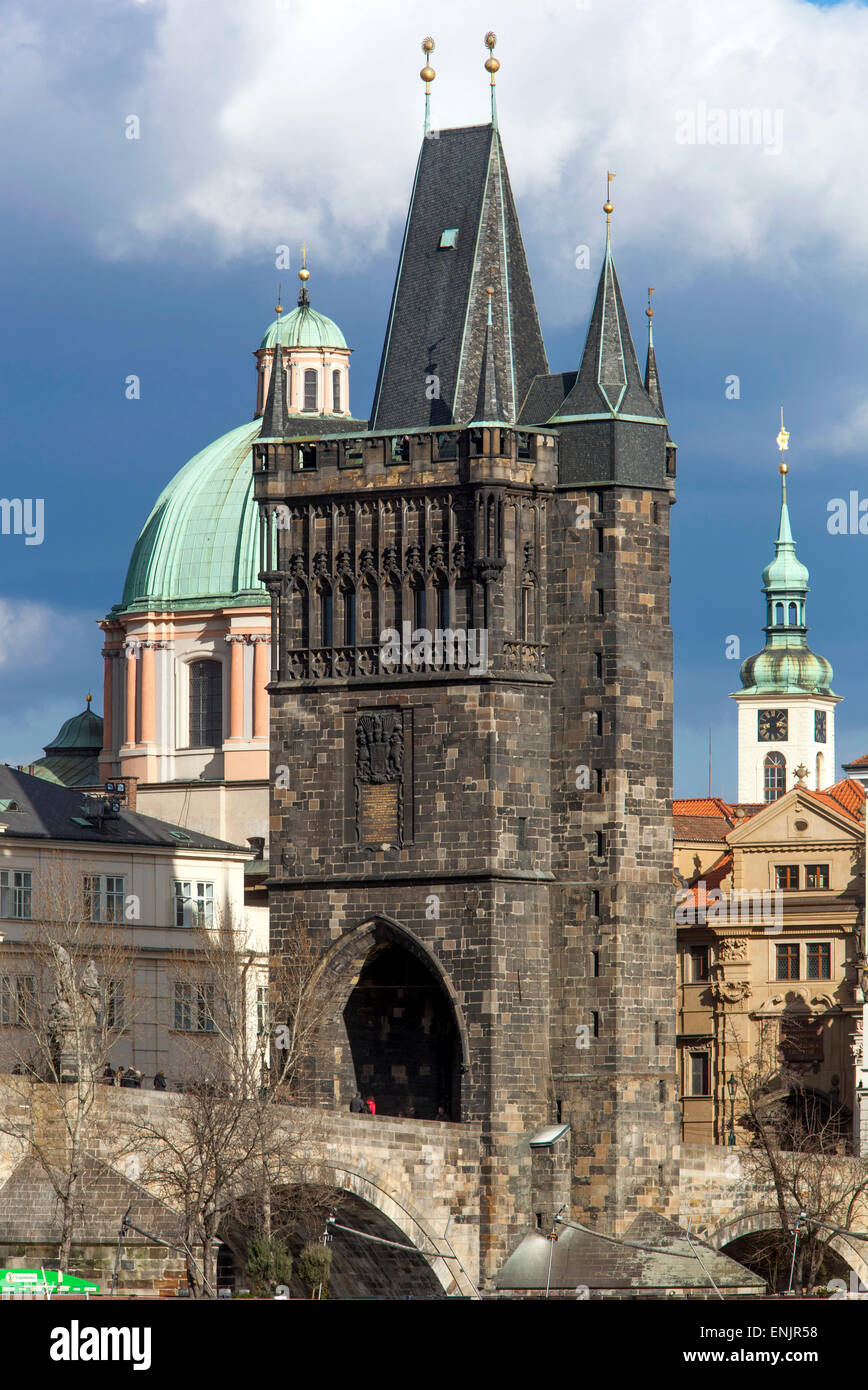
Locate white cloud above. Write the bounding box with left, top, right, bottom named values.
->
left=0, top=600, right=94, bottom=670
left=8, top=0, right=868, bottom=310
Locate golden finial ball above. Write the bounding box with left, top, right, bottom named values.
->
left=484, top=31, right=497, bottom=49
left=298, top=267, right=310, bottom=282
left=275, top=303, right=283, bottom=317
left=420, top=64, right=436, bottom=82
left=646, top=305, right=654, bottom=319
left=422, top=36, right=435, bottom=54
left=779, top=462, right=788, bottom=475
left=603, top=201, right=614, bottom=215
left=485, top=57, right=500, bottom=74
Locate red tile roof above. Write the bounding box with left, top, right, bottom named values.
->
left=674, top=815, right=732, bottom=842
left=811, top=776, right=865, bottom=822
left=673, top=797, right=734, bottom=818
left=843, top=753, right=868, bottom=769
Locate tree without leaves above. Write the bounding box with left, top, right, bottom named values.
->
left=728, top=1026, right=868, bottom=1291
left=0, top=854, right=139, bottom=1269
left=131, top=910, right=339, bottom=1295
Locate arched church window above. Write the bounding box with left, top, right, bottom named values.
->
left=521, top=580, right=536, bottom=641
left=788, top=602, right=798, bottom=625
left=341, top=582, right=355, bottom=646
left=435, top=578, right=450, bottom=630
left=303, top=369, right=318, bottom=411
left=816, top=751, right=824, bottom=789
left=775, top=602, right=784, bottom=625
left=332, top=369, right=342, bottom=413
left=189, top=660, right=222, bottom=747
left=412, top=580, right=426, bottom=632
left=764, top=751, right=786, bottom=803
left=318, top=584, right=333, bottom=647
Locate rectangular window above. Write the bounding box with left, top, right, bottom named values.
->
left=776, top=943, right=800, bottom=980
left=0, top=870, right=32, bottom=919
left=591, top=1010, right=600, bottom=1038
left=775, top=864, right=799, bottom=890
left=595, top=831, right=605, bottom=858
left=437, top=585, right=450, bottom=630
left=596, top=526, right=605, bottom=554
left=173, top=881, right=215, bottom=929
left=591, top=889, right=600, bottom=918
left=815, top=710, right=827, bottom=744
left=805, top=864, right=829, bottom=890
left=413, top=586, right=426, bottom=632
left=257, top=983, right=269, bottom=1037
left=690, top=946, right=710, bottom=982
left=594, top=652, right=603, bottom=680
left=303, top=369, right=318, bottom=411
left=594, top=710, right=603, bottom=736
left=594, top=767, right=603, bottom=794
left=332, top=369, right=341, bottom=413
left=173, top=981, right=216, bottom=1033
left=592, top=950, right=600, bottom=977
left=83, top=874, right=125, bottom=923
left=780, top=1014, right=823, bottom=1063
left=595, top=588, right=604, bottom=616
left=343, top=589, right=355, bottom=646
left=105, top=979, right=125, bottom=1030
left=689, top=1052, right=710, bottom=1096
left=0, top=975, right=35, bottom=1027
left=807, top=942, right=831, bottom=980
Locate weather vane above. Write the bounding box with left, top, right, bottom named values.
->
left=604, top=171, right=615, bottom=224
left=420, top=37, right=435, bottom=134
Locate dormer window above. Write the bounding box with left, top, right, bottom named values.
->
left=439, top=228, right=459, bottom=249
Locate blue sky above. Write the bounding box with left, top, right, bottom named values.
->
left=1, top=0, right=867, bottom=798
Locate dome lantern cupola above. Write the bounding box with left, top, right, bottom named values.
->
left=254, top=249, right=352, bottom=420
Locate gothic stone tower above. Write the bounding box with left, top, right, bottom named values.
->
left=257, top=113, right=678, bottom=1282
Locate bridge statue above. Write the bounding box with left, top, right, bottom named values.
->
left=48, top=947, right=101, bottom=1083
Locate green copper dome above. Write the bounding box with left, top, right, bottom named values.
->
left=736, top=469, right=835, bottom=697
left=116, top=420, right=265, bottom=614
left=260, top=303, right=347, bottom=351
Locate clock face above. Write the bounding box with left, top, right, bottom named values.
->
left=815, top=710, right=827, bottom=744
left=758, top=708, right=788, bottom=742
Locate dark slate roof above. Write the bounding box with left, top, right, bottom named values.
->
left=555, top=231, right=662, bottom=422
left=370, top=124, right=548, bottom=431
left=495, top=1211, right=765, bottom=1292
left=0, top=766, right=245, bottom=852
left=517, top=371, right=578, bottom=426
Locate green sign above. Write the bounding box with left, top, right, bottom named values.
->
left=0, top=1269, right=100, bottom=1292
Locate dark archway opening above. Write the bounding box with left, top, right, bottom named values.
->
left=722, top=1231, right=850, bottom=1293
left=343, top=941, right=461, bottom=1120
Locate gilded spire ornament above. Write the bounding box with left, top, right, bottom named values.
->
left=420, top=37, right=436, bottom=135
left=484, top=32, right=499, bottom=128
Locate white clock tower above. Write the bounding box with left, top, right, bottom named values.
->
left=731, top=420, right=841, bottom=803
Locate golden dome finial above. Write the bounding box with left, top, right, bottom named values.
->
left=86, top=693, right=92, bottom=708
left=646, top=286, right=655, bottom=320
left=604, top=171, right=615, bottom=223
left=484, top=31, right=499, bottom=83
left=777, top=407, right=790, bottom=492
left=420, top=36, right=436, bottom=89
left=298, top=242, right=310, bottom=284
left=274, top=283, right=283, bottom=318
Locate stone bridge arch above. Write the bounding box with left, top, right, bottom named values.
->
left=703, top=1210, right=868, bottom=1287
left=317, top=1159, right=478, bottom=1297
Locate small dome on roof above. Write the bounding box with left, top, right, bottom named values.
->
left=260, top=303, right=347, bottom=351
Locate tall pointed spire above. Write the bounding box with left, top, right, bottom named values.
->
left=555, top=177, right=654, bottom=421
left=260, top=289, right=289, bottom=438
left=420, top=37, right=435, bottom=136
left=471, top=280, right=504, bottom=423
left=643, top=287, right=665, bottom=417
left=736, top=416, right=835, bottom=697
left=484, top=32, right=499, bottom=129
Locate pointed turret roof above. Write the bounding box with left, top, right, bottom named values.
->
left=370, top=124, right=547, bottom=430
left=471, top=288, right=505, bottom=424
left=260, top=334, right=288, bottom=439
left=555, top=225, right=659, bottom=421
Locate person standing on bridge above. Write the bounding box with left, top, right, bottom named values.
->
left=349, top=1091, right=365, bottom=1113
left=365, top=1095, right=376, bottom=1115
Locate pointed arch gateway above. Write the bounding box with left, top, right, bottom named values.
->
left=325, top=916, right=469, bottom=1122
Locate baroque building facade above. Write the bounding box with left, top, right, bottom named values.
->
left=257, top=80, right=678, bottom=1281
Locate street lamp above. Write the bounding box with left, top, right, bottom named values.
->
left=726, top=1072, right=737, bottom=1146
